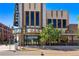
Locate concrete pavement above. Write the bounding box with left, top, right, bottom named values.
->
left=0, top=45, right=15, bottom=51
left=0, top=45, right=79, bottom=56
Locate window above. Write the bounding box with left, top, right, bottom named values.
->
left=51, top=11, right=53, bottom=17
left=58, top=19, right=61, bottom=28
left=61, top=11, right=63, bottom=17
left=56, top=11, right=58, bottom=17
left=36, top=12, right=39, bottom=26
left=34, top=3, right=36, bottom=9
left=29, top=3, right=31, bottom=9
left=48, top=19, right=51, bottom=24
left=31, top=11, right=34, bottom=26
left=53, top=19, right=56, bottom=28
left=26, top=11, right=29, bottom=26
left=63, top=19, right=66, bottom=28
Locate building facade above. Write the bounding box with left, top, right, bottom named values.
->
left=67, top=24, right=78, bottom=33
left=0, top=23, right=13, bottom=44
left=14, top=3, right=69, bottom=45
left=46, top=10, right=69, bottom=32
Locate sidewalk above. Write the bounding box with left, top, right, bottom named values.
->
left=0, top=45, right=15, bottom=51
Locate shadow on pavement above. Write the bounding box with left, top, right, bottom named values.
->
left=25, top=46, right=79, bottom=51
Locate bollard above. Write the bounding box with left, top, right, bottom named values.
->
left=41, top=52, right=44, bottom=56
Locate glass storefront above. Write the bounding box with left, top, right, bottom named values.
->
left=24, top=35, right=39, bottom=45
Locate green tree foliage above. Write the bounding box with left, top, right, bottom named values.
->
left=39, top=24, right=61, bottom=45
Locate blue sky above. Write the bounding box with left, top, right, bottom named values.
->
left=0, top=3, right=79, bottom=26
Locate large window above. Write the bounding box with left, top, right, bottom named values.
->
left=53, top=19, right=56, bottom=28
left=58, top=19, right=61, bottom=28
left=31, top=11, right=34, bottom=26
left=26, top=11, right=29, bottom=26
left=48, top=19, right=52, bottom=24
left=36, top=12, right=39, bottom=26
left=63, top=19, right=66, bottom=28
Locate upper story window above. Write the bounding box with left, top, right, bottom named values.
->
left=31, top=11, right=34, bottom=26
left=58, top=19, right=61, bottom=28
left=63, top=19, right=66, bottom=28
left=48, top=19, right=52, bottom=25
left=29, top=3, right=31, bottom=9
left=26, top=11, right=29, bottom=26
left=36, top=11, right=39, bottom=26
left=53, top=19, right=56, bottom=28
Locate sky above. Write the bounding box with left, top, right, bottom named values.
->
left=0, top=3, right=79, bottom=26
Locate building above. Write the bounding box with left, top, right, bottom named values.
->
left=46, top=10, right=69, bottom=32
left=67, top=24, right=78, bottom=33
left=13, top=3, right=69, bottom=45
left=0, top=23, right=13, bottom=44
left=14, top=3, right=46, bottom=45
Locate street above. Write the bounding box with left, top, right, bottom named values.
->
left=0, top=45, right=79, bottom=56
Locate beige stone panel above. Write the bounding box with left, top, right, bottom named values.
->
left=31, top=3, right=34, bottom=10
left=46, top=11, right=51, bottom=19
left=63, top=11, right=68, bottom=19
left=24, top=3, right=29, bottom=11
left=53, top=11, right=57, bottom=19
left=58, top=11, right=62, bottom=19
left=37, top=3, right=41, bottom=11
left=24, top=3, right=41, bottom=11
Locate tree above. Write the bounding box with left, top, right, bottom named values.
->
left=52, top=29, right=61, bottom=44
left=39, top=24, right=61, bottom=45
left=40, top=26, right=49, bottom=45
